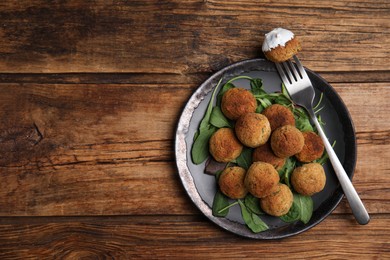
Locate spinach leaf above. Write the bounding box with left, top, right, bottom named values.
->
left=210, top=106, right=232, bottom=128
left=235, top=147, right=253, bottom=170
left=278, top=157, right=296, bottom=187
left=280, top=200, right=300, bottom=223
left=217, top=82, right=235, bottom=106
left=250, top=78, right=266, bottom=95
left=280, top=193, right=313, bottom=224
left=212, top=189, right=230, bottom=217
left=192, top=78, right=223, bottom=164
left=198, top=78, right=223, bottom=132
left=294, top=193, right=314, bottom=224
left=244, top=194, right=264, bottom=215
left=294, top=107, right=314, bottom=132
left=191, top=126, right=217, bottom=164
left=238, top=200, right=268, bottom=233
left=251, top=213, right=269, bottom=232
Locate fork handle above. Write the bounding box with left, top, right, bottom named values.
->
left=309, top=111, right=370, bottom=225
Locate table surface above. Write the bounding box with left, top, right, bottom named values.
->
left=0, top=1, right=389, bottom=259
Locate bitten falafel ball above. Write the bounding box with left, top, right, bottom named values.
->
left=270, top=125, right=304, bottom=158
left=260, top=183, right=293, bottom=217
left=218, top=166, right=248, bottom=199
left=252, top=142, right=286, bottom=170
left=262, top=28, right=302, bottom=63
left=244, top=162, right=280, bottom=198
left=235, top=113, right=271, bottom=148
left=295, top=131, right=325, bottom=162
left=209, top=128, right=243, bottom=163
left=262, top=104, right=295, bottom=131
left=221, top=88, right=257, bottom=120
left=291, top=162, right=326, bottom=196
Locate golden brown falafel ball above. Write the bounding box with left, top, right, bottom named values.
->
left=218, top=166, right=248, bottom=199
left=235, top=113, right=271, bottom=148
left=221, top=88, right=257, bottom=120
left=264, top=37, right=302, bottom=63
left=262, top=104, right=295, bottom=131
left=295, top=131, right=325, bottom=162
left=244, top=162, right=280, bottom=198
left=260, top=183, right=293, bottom=216
left=270, top=125, right=304, bottom=158
left=209, top=128, right=243, bottom=163
left=252, top=142, right=286, bottom=170
left=291, top=163, right=326, bottom=196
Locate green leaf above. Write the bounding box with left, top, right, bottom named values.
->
left=250, top=78, right=266, bottom=95
left=212, top=189, right=230, bottom=217
left=313, top=92, right=324, bottom=110
left=235, top=147, right=253, bottom=170
left=294, top=107, right=314, bottom=132
left=280, top=193, right=313, bottom=224
left=191, top=126, right=217, bottom=164
left=294, top=193, right=314, bottom=224
left=280, top=201, right=300, bottom=223
left=217, top=82, right=235, bottom=106
left=225, top=75, right=253, bottom=85
left=255, top=104, right=264, bottom=113
left=278, top=157, right=296, bottom=187
left=244, top=194, right=264, bottom=215
left=215, top=170, right=224, bottom=181
left=281, top=83, right=291, bottom=99
left=274, top=95, right=293, bottom=106
left=315, top=140, right=336, bottom=165
left=258, top=97, right=273, bottom=109
left=210, top=106, right=232, bottom=128
left=251, top=213, right=269, bottom=232
left=238, top=200, right=268, bottom=233
left=199, top=78, right=223, bottom=131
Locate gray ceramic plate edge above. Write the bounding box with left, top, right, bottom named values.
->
left=175, top=58, right=357, bottom=239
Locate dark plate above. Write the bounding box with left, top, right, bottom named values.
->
left=175, top=58, right=356, bottom=239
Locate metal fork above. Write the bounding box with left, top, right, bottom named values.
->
left=275, top=56, right=370, bottom=225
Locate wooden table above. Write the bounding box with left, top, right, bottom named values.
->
left=0, top=1, right=389, bottom=258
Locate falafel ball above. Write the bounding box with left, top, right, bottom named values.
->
left=252, top=142, right=286, bottom=170
left=270, top=125, right=304, bottom=158
left=291, top=162, right=326, bottom=196
left=295, top=131, right=325, bottom=162
left=262, top=104, right=295, bottom=131
left=235, top=113, right=271, bottom=148
left=262, top=28, right=302, bottom=63
left=244, top=162, right=280, bottom=198
left=209, top=128, right=243, bottom=163
left=218, top=166, right=248, bottom=199
left=260, top=183, right=293, bottom=216
left=221, top=88, right=257, bottom=120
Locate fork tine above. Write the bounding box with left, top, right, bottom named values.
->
left=293, top=55, right=308, bottom=78
left=288, top=59, right=301, bottom=80
left=275, top=63, right=291, bottom=86
left=282, top=61, right=295, bottom=83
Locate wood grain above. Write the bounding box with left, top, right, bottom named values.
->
left=0, top=215, right=388, bottom=259
left=0, top=1, right=389, bottom=73
left=0, top=0, right=389, bottom=258
left=0, top=82, right=388, bottom=216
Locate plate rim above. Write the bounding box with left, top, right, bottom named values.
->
left=175, top=58, right=357, bottom=239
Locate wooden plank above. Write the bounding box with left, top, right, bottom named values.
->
left=0, top=71, right=389, bottom=85
left=0, top=215, right=388, bottom=259
left=0, top=1, right=388, bottom=73
left=0, top=82, right=389, bottom=216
